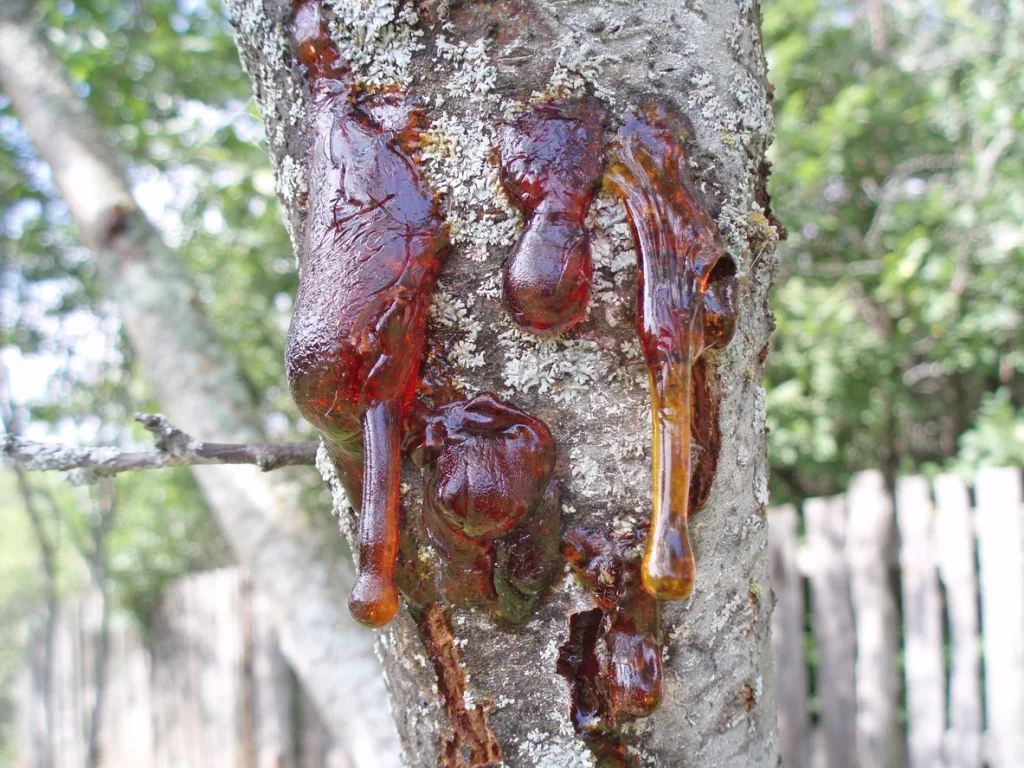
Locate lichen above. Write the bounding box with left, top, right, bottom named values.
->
left=419, top=113, right=521, bottom=263
left=324, top=0, right=425, bottom=87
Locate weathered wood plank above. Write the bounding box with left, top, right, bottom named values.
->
left=934, top=473, right=982, bottom=768
left=250, top=582, right=299, bottom=768
left=299, top=690, right=353, bottom=768
left=149, top=577, right=190, bottom=768
left=150, top=568, right=249, bottom=768
left=51, top=602, right=83, bottom=768
left=895, top=476, right=945, bottom=768
left=847, top=470, right=903, bottom=768
left=768, top=505, right=810, bottom=768
left=804, top=494, right=858, bottom=768
left=975, top=467, right=1024, bottom=767
left=20, top=567, right=363, bottom=768
left=103, top=626, right=153, bottom=767
left=17, top=641, right=41, bottom=768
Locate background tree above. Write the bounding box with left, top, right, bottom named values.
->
left=763, top=0, right=1023, bottom=501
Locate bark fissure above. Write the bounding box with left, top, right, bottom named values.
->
left=419, top=604, right=502, bottom=768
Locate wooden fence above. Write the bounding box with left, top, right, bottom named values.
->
left=18, top=568, right=352, bottom=768
left=19, top=468, right=1024, bottom=767
left=769, top=467, right=1024, bottom=768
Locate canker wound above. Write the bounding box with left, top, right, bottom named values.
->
left=605, top=103, right=738, bottom=600
left=498, top=97, right=608, bottom=334
left=284, top=0, right=448, bottom=627
left=406, top=393, right=562, bottom=622
left=559, top=528, right=663, bottom=766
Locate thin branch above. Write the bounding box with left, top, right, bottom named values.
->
left=862, top=154, right=963, bottom=252
left=2, top=413, right=319, bottom=484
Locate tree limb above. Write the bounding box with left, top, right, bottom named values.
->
left=2, top=413, right=319, bottom=484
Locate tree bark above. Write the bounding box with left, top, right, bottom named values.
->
left=228, top=0, right=782, bottom=765
left=0, top=5, right=401, bottom=764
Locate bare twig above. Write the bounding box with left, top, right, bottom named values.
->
left=863, top=154, right=963, bottom=253
left=2, top=413, right=319, bottom=484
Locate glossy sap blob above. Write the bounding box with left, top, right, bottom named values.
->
left=558, top=527, right=663, bottom=765
left=605, top=102, right=737, bottom=601
left=284, top=0, right=448, bottom=627
left=498, top=97, right=608, bottom=334
left=407, top=393, right=562, bottom=622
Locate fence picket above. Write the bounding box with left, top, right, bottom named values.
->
left=300, top=690, right=353, bottom=768
left=768, top=505, right=810, bottom=768
left=975, top=467, right=1024, bottom=767
left=895, top=476, right=945, bottom=768
left=934, top=473, right=982, bottom=768
left=847, top=470, right=903, bottom=768
left=804, top=494, right=858, bottom=768
left=18, top=467, right=1024, bottom=768
left=21, top=568, right=345, bottom=768
left=250, top=584, right=299, bottom=768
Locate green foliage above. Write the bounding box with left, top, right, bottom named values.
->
left=1, top=2, right=284, bottom=744
left=764, top=0, right=1024, bottom=502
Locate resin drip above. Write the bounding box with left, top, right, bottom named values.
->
left=605, top=103, right=737, bottom=601
left=284, top=0, right=448, bottom=627
left=498, top=96, right=608, bottom=334
left=558, top=528, right=664, bottom=766
left=406, top=393, right=562, bottom=622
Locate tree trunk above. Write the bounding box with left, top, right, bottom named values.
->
left=228, top=0, right=783, bottom=765
left=0, top=5, right=401, bottom=764
left=0, top=360, right=58, bottom=768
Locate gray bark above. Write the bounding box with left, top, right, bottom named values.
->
left=0, top=6, right=400, bottom=764
left=228, top=0, right=782, bottom=765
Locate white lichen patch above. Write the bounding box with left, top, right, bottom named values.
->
left=419, top=113, right=521, bottom=263
left=477, top=272, right=502, bottom=300
left=587, top=192, right=637, bottom=293
left=434, top=35, right=498, bottom=99
left=530, top=47, right=608, bottom=104
left=429, top=290, right=486, bottom=372
left=498, top=329, right=614, bottom=404
left=516, top=728, right=597, bottom=768
left=324, top=0, right=425, bottom=87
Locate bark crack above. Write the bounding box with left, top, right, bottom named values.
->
left=419, top=603, right=502, bottom=768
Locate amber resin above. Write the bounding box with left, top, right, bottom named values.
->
left=284, top=0, right=448, bottom=627
left=558, top=528, right=663, bottom=766
left=498, top=97, right=608, bottom=334
left=406, top=393, right=562, bottom=622
left=605, top=102, right=738, bottom=601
